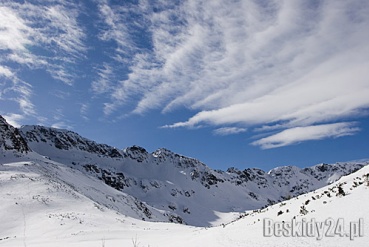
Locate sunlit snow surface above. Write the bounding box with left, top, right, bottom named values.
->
left=1, top=150, right=368, bottom=247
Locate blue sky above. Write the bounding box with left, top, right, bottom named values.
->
left=1, top=0, right=369, bottom=171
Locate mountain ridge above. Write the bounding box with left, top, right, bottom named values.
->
left=0, top=116, right=367, bottom=226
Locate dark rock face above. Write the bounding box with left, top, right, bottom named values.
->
left=123, top=145, right=149, bottom=163
left=134, top=200, right=153, bottom=219
left=20, top=125, right=122, bottom=158
left=0, top=116, right=30, bottom=153
left=152, top=148, right=205, bottom=169
left=83, top=164, right=128, bottom=191
left=227, top=167, right=269, bottom=188
left=168, top=214, right=184, bottom=224
left=301, top=163, right=364, bottom=182
left=201, top=171, right=224, bottom=189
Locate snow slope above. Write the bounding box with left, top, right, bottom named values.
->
left=1, top=152, right=368, bottom=247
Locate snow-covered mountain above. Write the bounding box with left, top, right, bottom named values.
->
left=19, top=125, right=366, bottom=225
left=1, top=115, right=368, bottom=246
left=0, top=116, right=366, bottom=227
left=1, top=146, right=368, bottom=246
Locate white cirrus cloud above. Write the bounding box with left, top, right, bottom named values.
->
left=0, top=65, right=13, bottom=78
left=92, top=63, right=115, bottom=94
left=251, top=122, right=360, bottom=149
left=0, top=0, right=86, bottom=119
left=100, top=1, right=369, bottom=115
left=125, top=0, right=369, bottom=148
left=0, top=2, right=86, bottom=69
left=2, top=79, right=36, bottom=117
left=80, top=103, right=89, bottom=121
left=0, top=6, right=32, bottom=52
left=1, top=0, right=368, bottom=149
left=97, top=1, right=131, bottom=53
left=213, top=127, right=247, bottom=136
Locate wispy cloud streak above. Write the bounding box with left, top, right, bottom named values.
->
left=1, top=0, right=368, bottom=149
left=252, top=123, right=360, bottom=149
left=0, top=0, right=86, bottom=120
left=123, top=0, right=369, bottom=148
left=213, top=127, right=247, bottom=136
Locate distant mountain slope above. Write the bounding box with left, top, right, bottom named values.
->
left=0, top=116, right=367, bottom=227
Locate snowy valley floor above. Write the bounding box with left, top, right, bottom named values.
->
left=1, top=158, right=368, bottom=247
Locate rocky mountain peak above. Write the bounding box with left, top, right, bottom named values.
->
left=20, top=125, right=122, bottom=158
left=123, top=145, right=149, bottom=163
left=152, top=148, right=206, bottom=169
left=0, top=115, right=30, bottom=153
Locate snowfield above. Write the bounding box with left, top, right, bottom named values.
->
left=1, top=152, right=368, bottom=247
